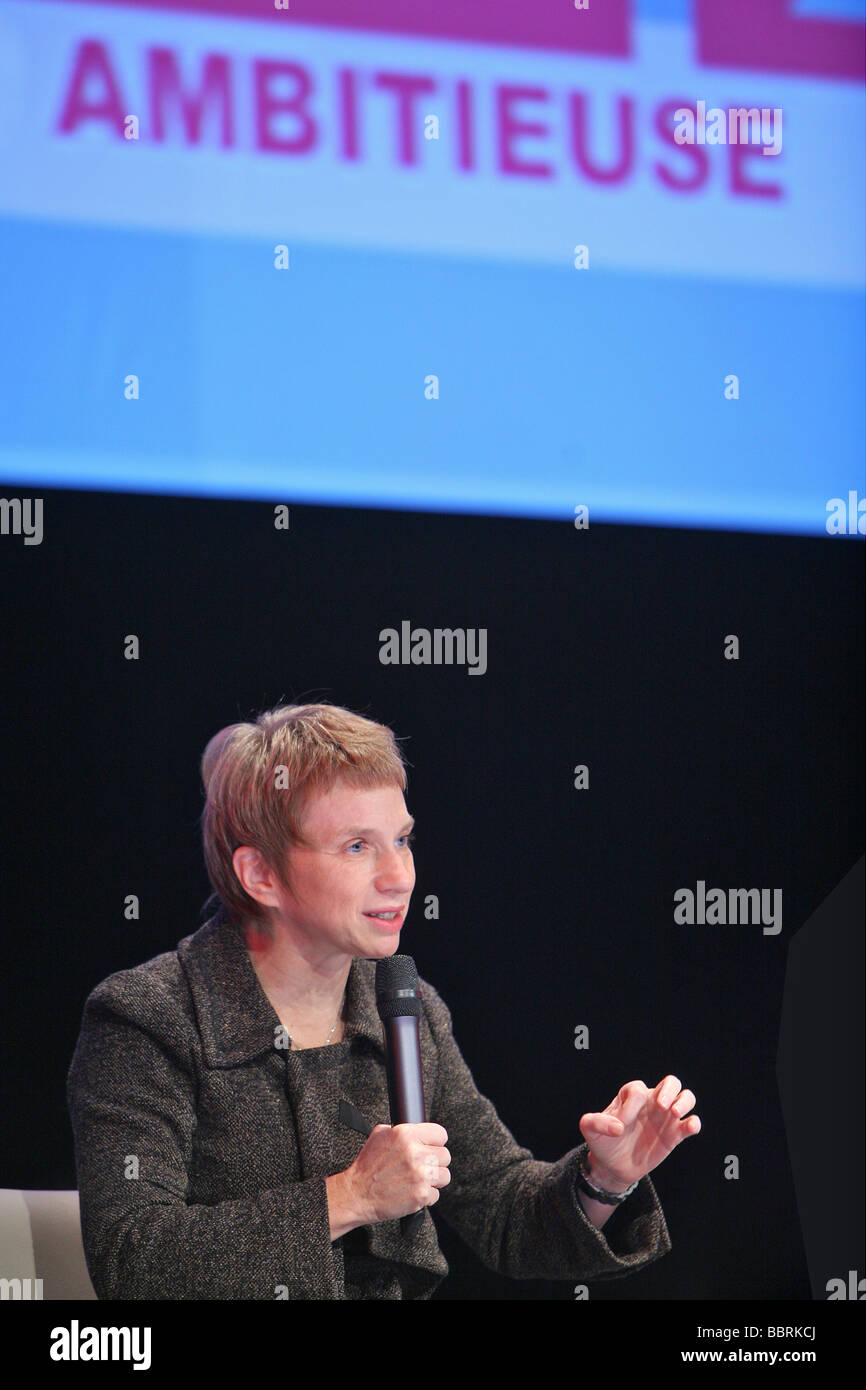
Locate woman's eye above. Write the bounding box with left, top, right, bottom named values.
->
left=347, top=833, right=414, bottom=852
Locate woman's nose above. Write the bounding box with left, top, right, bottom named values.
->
left=377, top=848, right=414, bottom=885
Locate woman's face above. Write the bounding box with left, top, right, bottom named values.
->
left=272, top=781, right=416, bottom=960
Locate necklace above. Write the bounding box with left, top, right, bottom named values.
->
left=289, top=987, right=346, bottom=1050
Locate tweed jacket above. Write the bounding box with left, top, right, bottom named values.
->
left=66, top=912, right=672, bottom=1299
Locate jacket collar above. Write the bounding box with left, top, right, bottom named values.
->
left=178, top=912, right=385, bottom=1068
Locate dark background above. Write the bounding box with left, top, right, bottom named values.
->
left=1, top=486, right=862, bottom=1299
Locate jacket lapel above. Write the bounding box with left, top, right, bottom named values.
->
left=177, top=912, right=386, bottom=1066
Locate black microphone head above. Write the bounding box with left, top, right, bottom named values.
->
left=375, top=954, right=423, bottom=1019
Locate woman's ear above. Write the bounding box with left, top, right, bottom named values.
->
left=232, top=845, right=281, bottom=909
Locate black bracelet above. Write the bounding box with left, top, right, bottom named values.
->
left=575, top=1143, right=640, bottom=1205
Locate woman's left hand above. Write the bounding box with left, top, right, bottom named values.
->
left=579, top=1075, right=700, bottom=1190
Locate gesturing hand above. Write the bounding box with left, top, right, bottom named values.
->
left=579, top=1075, right=700, bottom=1191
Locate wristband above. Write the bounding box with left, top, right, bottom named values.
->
left=575, top=1143, right=639, bottom=1205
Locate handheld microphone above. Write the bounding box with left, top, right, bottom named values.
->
left=375, top=954, right=426, bottom=1238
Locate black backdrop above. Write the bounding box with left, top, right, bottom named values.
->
left=1, top=485, right=862, bottom=1300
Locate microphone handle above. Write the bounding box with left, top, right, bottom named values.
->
left=401, top=1208, right=425, bottom=1238
left=383, top=1016, right=427, bottom=1237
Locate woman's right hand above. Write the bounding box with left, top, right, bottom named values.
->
left=326, top=1123, right=451, bottom=1237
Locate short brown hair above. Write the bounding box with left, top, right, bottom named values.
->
left=200, top=702, right=409, bottom=931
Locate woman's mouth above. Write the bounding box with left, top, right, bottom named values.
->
left=363, top=908, right=404, bottom=929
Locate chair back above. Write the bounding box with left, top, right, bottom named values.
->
left=0, top=1189, right=97, bottom=1300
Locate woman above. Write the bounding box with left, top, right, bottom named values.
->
left=67, top=702, right=700, bottom=1300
